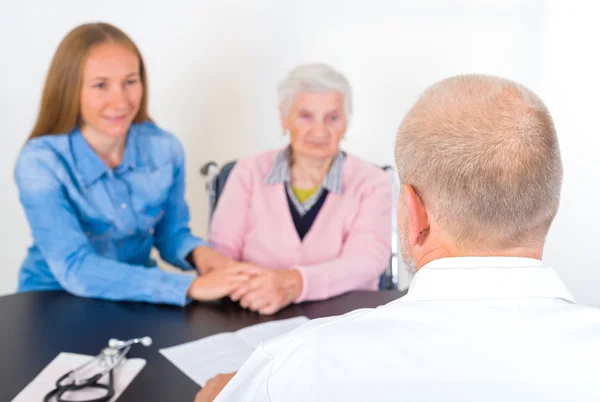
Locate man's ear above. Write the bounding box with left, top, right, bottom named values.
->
left=404, top=184, right=429, bottom=246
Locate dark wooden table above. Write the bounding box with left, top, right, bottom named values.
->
left=2, top=290, right=404, bottom=401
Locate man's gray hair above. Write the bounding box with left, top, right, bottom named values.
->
left=277, top=63, right=353, bottom=117
left=395, top=74, right=563, bottom=250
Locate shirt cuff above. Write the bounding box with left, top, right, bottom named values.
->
left=176, top=235, right=210, bottom=271
left=153, top=271, right=196, bottom=306
left=293, top=265, right=327, bottom=303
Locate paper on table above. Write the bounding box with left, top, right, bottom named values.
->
left=159, top=316, right=309, bottom=386
left=11, top=352, right=146, bottom=402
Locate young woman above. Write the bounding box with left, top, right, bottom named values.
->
left=15, top=22, right=251, bottom=306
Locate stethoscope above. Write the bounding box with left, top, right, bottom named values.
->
left=43, top=336, right=152, bottom=402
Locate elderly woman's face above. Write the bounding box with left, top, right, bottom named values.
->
left=282, top=91, right=347, bottom=160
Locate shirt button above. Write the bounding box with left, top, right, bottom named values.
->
left=120, top=203, right=127, bottom=209
left=149, top=227, right=155, bottom=235
left=85, top=231, right=91, bottom=236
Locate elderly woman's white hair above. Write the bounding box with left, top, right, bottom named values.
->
left=277, top=63, right=353, bottom=118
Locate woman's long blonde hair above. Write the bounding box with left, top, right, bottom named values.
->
left=28, top=22, right=151, bottom=140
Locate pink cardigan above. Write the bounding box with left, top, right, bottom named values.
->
left=209, top=149, right=392, bottom=302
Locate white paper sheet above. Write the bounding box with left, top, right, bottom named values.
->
left=11, top=352, right=146, bottom=402
left=159, top=316, right=309, bottom=386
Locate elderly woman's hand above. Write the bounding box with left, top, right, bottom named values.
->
left=230, top=268, right=303, bottom=315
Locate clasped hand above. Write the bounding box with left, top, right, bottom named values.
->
left=187, top=261, right=303, bottom=315
left=229, top=265, right=303, bottom=315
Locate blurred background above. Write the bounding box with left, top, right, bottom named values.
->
left=1, top=0, right=599, bottom=306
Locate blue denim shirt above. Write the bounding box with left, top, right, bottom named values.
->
left=15, top=121, right=205, bottom=306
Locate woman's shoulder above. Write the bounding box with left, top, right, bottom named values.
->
left=132, top=121, right=181, bottom=149
left=216, top=149, right=282, bottom=191
left=15, top=136, right=75, bottom=190
left=17, top=134, right=71, bottom=172
left=130, top=121, right=187, bottom=166
left=21, top=133, right=70, bottom=153
left=236, top=148, right=281, bottom=174
left=343, top=152, right=392, bottom=187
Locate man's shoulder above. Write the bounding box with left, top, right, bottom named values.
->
left=246, top=299, right=600, bottom=402
left=558, top=301, right=600, bottom=328
left=262, top=304, right=396, bottom=355
left=263, top=297, right=600, bottom=356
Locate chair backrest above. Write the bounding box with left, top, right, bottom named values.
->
left=213, top=161, right=237, bottom=210
left=208, top=160, right=396, bottom=290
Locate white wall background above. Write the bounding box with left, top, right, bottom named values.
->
left=1, top=0, right=599, bottom=306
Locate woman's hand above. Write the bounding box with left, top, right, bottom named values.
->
left=186, top=266, right=251, bottom=301
left=190, top=246, right=232, bottom=275
left=230, top=269, right=304, bottom=315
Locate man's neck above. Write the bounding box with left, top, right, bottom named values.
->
left=416, top=245, right=543, bottom=271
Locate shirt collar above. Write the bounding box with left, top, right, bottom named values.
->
left=70, top=126, right=139, bottom=186
left=400, top=256, right=576, bottom=304
left=264, top=146, right=345, bottom=194
left=117, top=128, right=138, bottom=173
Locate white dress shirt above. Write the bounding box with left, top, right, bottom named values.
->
left=216, top=257, right=600, bottom=402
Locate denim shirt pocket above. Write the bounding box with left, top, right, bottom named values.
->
left=128, top=163, right=172, bottom=234
left=81, top=219, right=113, bottom=255
left=140, top=205, right=164, bottom=234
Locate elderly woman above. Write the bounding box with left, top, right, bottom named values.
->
left=209, top=64, right=392, bottom=314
